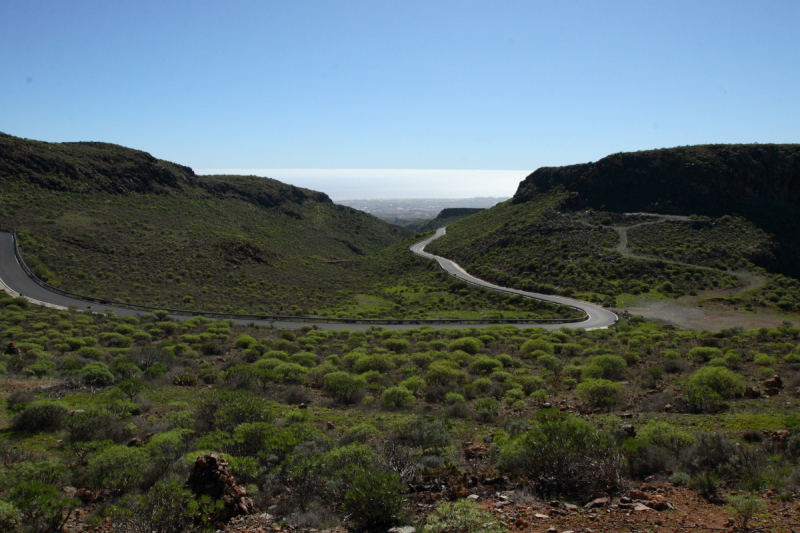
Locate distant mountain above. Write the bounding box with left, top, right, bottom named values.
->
left=417, top=208, right=485, bottom=232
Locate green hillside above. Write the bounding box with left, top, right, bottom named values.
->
left=0, top=133, right=579, bottom=321
left=426, top=145, right=800, bottom=317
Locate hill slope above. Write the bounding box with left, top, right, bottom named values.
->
left=426, top=144, right=800, bottom=319
left=0, top=132, right=412, bottom=313
left=417, top=207, right=485, bottom=232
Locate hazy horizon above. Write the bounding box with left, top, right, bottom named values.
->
left=193, top=168, right=530, bottom=199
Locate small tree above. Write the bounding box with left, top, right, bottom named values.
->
left=116, top=378, right=145, bottom=401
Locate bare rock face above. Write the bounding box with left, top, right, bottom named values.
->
left=185, top=454, right=254, bottom=522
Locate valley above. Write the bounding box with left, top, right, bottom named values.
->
left=1, top=138, right=800, bottom=533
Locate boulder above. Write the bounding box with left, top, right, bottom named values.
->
left=584, top=497, right=609, bottom=509
left=763, top=375, right=783, bottom=390
left=464, top=443, right=490, bottom=460
left=744, top=386, right=762, bottom=399
left=185, top=453, right=254, bottom=522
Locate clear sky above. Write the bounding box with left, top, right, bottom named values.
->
left=1, top=1, right=798, bottom=197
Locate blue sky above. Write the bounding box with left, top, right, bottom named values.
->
left=1, top=1, right=798, bottom=197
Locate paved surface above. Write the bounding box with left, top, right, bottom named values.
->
left=0, top=230, right=616, bottom=330
left=409, top=227, right=618, bottom=330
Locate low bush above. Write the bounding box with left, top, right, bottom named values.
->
left=577, top=379, right=623, bottom=408
left=381, top=386, right=416, bottom=408
left=66, top=409, right=133, bottom=443
left=341, top=466, right=405, bottom=531
left=8, top=480, right=78, bottom=533
left=325, top=371, right=366, bottom=404
left=686, top=367, right=745, bottom=400
left=496, top=410, right=621, bottom=499
left=12, top=400, right=69, bottom=432
left=81, top=361, right=115, bottom=386
left=425, top=499, right=507, bottom=533
left=681, top=432, right=736, bottom=474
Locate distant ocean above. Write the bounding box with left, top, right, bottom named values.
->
left=192, top=169, right=530, bottom=199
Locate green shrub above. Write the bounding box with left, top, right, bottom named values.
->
left=325, top=371, right=366, bottom=404
left=726, top=493, right=766, bottom=532
left=234, top=334, right=257, bottom=349
left=577, top=379, right=623, bottom=408
left=724, top=351, right=742, bottom=368
left=445, top=392, right=466, bottom=404
left=668, top=472, right=692, bottom=486
left=87, top=445, right=147, bottom=494
left=470, top=356, right=502, bottom=374
left=516, top=375, right=547, bottom=395
left=536, top=354, right=561, bottom=375
left=8, top=481, right=78, bottom=533
left=688, top=347, right=723, bottom=362
left=341, top=466, right=406, bottom=531
left=753, top=353, right=777, bottom=366
left=382, top=338, right=411, bottom=353
left=504, top=388, right=525, bottom=404
left=520, top=339, right=554, bottom=355
left=584, top=354, right=627, bottom=380
left=198, top=391, right=275, bottom=432
left=425, top=499, right=507, bottom=533
left=81, top=361, right=115, bottom=386
left=172, top=372, right=198, bottom=386
left=353, top=353, right=395, bottom=373
left=426, top=361, right=468, bottom=385
left=474, top=398, right=499, bottom=422
left=381, top=386, right=416, bottom=408
left=686, top=366, right=745, bottom=400
left=65, top=409, right=132, bottom=443
left=112, top=480, right=205, bottom=533
left=0, top=500, right=19, bottom=531
left=496, top=410, right=620, bottom=499
left=449, top=337, right=484, bottom=354
left=399, top=375, right=425, bottom=393
left=290, top=351, right=318, bottom=367
left=12, top=400, right=69, bottom=432
left=638, top=421, right=695, bottom=458
left=340, top=423, right=381, bottom=445
left=682, top=432, right=736, bottom=473
left=393, top=417, right=451, bottom=453
left=23, top=360, right=56, bottom=378
left=784, top=352, right=800, bottom=364
left=273, top=362, right=308, bottom=384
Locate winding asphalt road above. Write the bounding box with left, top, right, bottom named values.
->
left=0, top=229, right=616, bottom=330
left=410, top=228, right=618, bottom=330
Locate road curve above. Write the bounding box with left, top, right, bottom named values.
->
left=409, top=227, right=618, bottom=330
left=0, top=229, right=615, bottom=330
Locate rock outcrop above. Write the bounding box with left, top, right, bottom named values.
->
left=186, top=454, right=254, bottom=522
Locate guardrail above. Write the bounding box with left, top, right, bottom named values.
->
left=0, top=226, right=588, bottom=326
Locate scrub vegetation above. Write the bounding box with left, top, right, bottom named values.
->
left=1, top=289, right=799, bottom=531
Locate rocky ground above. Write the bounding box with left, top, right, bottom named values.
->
left=205, top=481, right=800, bottom=533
